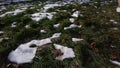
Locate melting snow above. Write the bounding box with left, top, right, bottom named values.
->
left=54, top=44, right=75, bottom=61
left=0, top=11, right=12, bottom=17
left=31, top=3, right=67, bottom=21
left=31, top=13, right=45, bottom=21
left=116, top=7, right=120, bottom=12
left=31, top=13, right=54, bottom=21
left=8, top=38, right=52, bottom=64
left=0, top=37, right=9, bottom=42
left=71, top=11, right=80, bottom=17
left=25, top=25, right=30, bottom=28
left=44, top=13, right=53, bottom=20
left=0, top=9, right=25, bottom=17
left=110, top=60, right=120, bottom=66
left=13, top=9, right=25, bottom=15
left=53, top=23, right=60, bottom=28
left=72, top=38, right=83, bottom=42
left=69, top=18, right=75, bottom=23
left=50, top=33, right=61, bottom=39
left=40, top=30, right=46, bottom=33
left=43, top=3, right=61, bottom=12
left=0, top=31, right=4, bottom=34
left=64, top=24, right=82, bottom=30
left=31, top=13, right=40, bottom=17
left=8, top=44, right=37, bottom=64
left=110, top=19, right=118, bottom=24
left=30, top=38, right=52, bottom=46
left=11, top=22, right=17, bottom=27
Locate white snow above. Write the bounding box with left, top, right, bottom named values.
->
left=8, top=43, right=37, bottom=64
left=31, top=38, right=52, bottom=46
left=0, top=37, right=9, bottom=42
left=31, top=2, right=67, bottom=22
left=69, top=18, right=75, bottom=23
left=72, top=38, right=83, bottom=42
left=11, top=22, right=17, bottom=27
left=13, top=9, right=25, bottom=15
left=116, top=7, right=120, bottom=12
left=112, top=27, right=118, bottom=30
left=43, top=3, right=61, bottom=12
left=44, top=13, right=53, bottom=20
left=25, top=25, right=30, bottom=28
left=8, top=38, right=52, bottom=64
left=64, top=24, right=82, bottom=30
left=71, top=11, right=80, bottom=17
left=31, top=17, right=41, bottom=22
left=110, top=19, right=118, bottom=24
left=110, top=19, right=115, bottom=22
left=31, top=13, right=45, bottom=21
left=0, top=9, right=25, bottom=17
left=110, top=60, right=120, bottom=66
left=0, top=31, right=4, bottom=34
left=110, top=45, right=116, bottom=48
left=31, top=13, right=40, bottom=17
left=53, top=23, right=60, bottom=28
left=54, top=44, right=75, bottom=61
left=0, top=11, right=12, bottom=17
left=50, top=33, right=61, bottom=39
left=40, top=30, right=46, bottom=33
left=31, top=13, right=54, bottom=21
left=72, top=9, right=76, bottom=11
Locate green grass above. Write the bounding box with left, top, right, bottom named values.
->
left=0, top=1, right=120, bottom=68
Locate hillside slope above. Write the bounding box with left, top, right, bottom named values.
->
left=0, top=1, right=120, bottom=68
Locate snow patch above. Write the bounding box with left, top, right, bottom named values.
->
left=54, top=44, right=75, bottom=61
left=71, top=11, right=80, bottom=17
left=31, top=13, right=54, bottom=21
left=0, top=9, right=25, bottom=17
left=28, top=38, right=52, bottom=46
left=43, top=3, right=61, bottom=12
left=110, top=60, right=120, bottom=66
left=31, top=3, right=65, bottom=21
left=110, top=19, right=118, bottom=24
left=13, top=9, right=25, bottom=15
left=0, top=31, right=4, bottom=34
left=11, top=22, right=17, bottom=27
left=50, top=33, right=61, bottom=39
left=64, top=24, right=82, bottom=30
left=25, top=25, right=30, bottom=28
left=116, top=7, right=120, bottom=12
left=69, top=18, right=75, bottom=23
left=72, top=38, right=83, bottom=42
left=8, top=38, right=52, bottom=64
left=8, top=44, right=37, bottom=64
left=40, top=30, right=46, bottom=33
left=0, top=37, right=9, bottom=42
left=0, top=11, right=12, bottom=17
left=53, top=23, right=60, bottom=28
